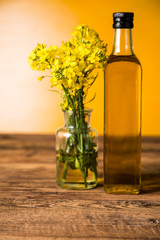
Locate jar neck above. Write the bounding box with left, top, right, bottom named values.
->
left=111, top=28, right=134, bottom=56
left=63, top=110, right=92, bottom=128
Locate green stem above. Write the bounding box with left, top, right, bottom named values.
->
left=61, top=84, right=74, bottom=109
left=61, top=161, right=68, bottom=179
left=77, top=86, right=88, bottom=188
left=60, top=85, right=75, bottom=180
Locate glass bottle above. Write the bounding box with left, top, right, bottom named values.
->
left=104, top=12, right=142, bottom=194
left=56, top=109, right=98, bottom=190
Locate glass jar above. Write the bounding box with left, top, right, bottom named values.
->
left=56, top=109, right=98, bottom=190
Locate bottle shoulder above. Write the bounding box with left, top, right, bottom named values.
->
left=106, top=54, right=141, bottom=66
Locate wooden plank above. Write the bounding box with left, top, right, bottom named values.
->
left=0, top=134, right=160, bottom=239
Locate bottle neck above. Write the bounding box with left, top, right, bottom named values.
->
left=111, top=29, right=134, bottom=56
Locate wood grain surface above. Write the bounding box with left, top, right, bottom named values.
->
left=0, top=134, right=160, bottom=240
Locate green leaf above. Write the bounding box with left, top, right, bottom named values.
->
left=84, top=92, right=96, bottom=105
left=75, top=157, right=80, bottom=169
left=48, top=90, right=59, bottom=93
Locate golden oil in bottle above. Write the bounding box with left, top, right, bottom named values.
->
left=104, top=13, right=142, bottom=194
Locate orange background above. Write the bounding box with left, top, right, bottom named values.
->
left=0, top=0, right=160, bottom=135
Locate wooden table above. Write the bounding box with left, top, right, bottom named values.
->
left=0, top=134, right=160, bottom=240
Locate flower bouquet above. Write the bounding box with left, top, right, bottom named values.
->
left=28, top=25, right=107, bottom=189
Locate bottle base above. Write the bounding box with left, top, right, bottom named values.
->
left=104, top=184, right=141, bottom=194
left=56, top=180, right=97, bottom=190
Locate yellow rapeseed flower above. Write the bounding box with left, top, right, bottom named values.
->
left=28, top=25, right=107, bottom=110
left=37, top=76, right=44, bottom=81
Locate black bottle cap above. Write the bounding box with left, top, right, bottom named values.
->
left=113, top=12, right=134, bottom=29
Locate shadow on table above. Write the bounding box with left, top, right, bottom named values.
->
left=97, top=176, right=104, bottom=187
left=141, top=173, right=160, bottom=193
left=97, top=174, right=160, bottom=193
